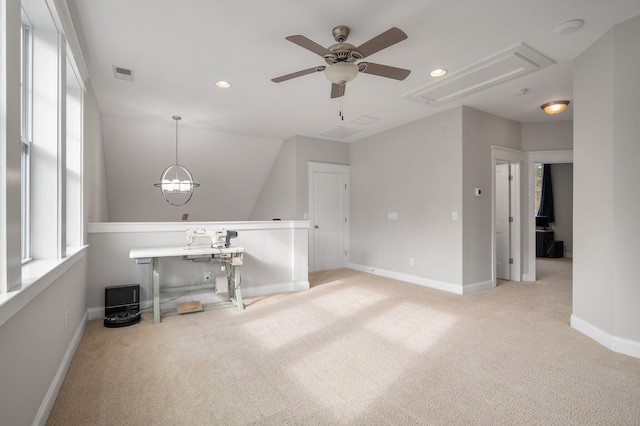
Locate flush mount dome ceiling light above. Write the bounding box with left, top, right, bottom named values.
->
left=154, top=116, right=200, bottom=206
left=541, top=100, right=570, bottom=115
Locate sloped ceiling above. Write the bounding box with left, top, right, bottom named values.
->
left=65, top=0, right=640, bottom=221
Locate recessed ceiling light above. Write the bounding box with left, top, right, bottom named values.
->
left=430, top=68, right=447, bottom=77
left=215, top=81, right=231, bottom=88
left=513, top=88, right=528, bottom=96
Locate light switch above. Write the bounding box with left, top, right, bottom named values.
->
left=452, top=211, right=458, bottom=221
left=388, top=212, right=398, bottom=220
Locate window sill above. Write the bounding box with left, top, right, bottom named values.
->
left=0, top=245, right=88, bottom=328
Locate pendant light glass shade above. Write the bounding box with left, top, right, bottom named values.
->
left=154, top=116, right=199, bottom=206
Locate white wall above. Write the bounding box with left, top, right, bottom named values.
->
left=0, top=252, right=88, bottom=426
left=0, top=11, right=106, bottom=425
left=572, top=14, right=640, bottom=357
left=249, top=135, right=349, bottom=221
left=102, top=115, right=282, bottom=222
left=86, top=221, right=309, bottom=313
left=83, top=83, right=110, bottom=226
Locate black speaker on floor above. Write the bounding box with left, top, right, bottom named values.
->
left=104, top=284, right=141, bottom=328
left=544, top=240, right=564, bottom=259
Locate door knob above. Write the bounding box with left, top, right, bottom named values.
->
left=314, top=225, right=319, bottom=228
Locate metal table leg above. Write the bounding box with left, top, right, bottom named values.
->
left=152, top=257, right=160, bottom=323
left=229, top=264, right=244, bottom=310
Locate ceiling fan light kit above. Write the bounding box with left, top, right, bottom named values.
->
left=324, top=62, right=359, bottom=84
left=272, top=25, right=411, bottom=99
left=541, top=100, right=570, bottom=114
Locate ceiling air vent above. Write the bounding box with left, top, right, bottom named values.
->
left=318, top=125, right=362, bottom=139
left=112, top=65, right=135, bottom=81
left=349, top=115, right=379, bottom=125
left=403, top=43, right=554, bottom=106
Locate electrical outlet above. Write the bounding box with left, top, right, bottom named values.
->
left=204, top=272, right=211, bottom=282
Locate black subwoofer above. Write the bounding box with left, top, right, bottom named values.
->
left=104, top=284, right=141, bottom=328
left=544, top=240, right=564, bottom=259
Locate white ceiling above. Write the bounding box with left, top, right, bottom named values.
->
left=68, top=0, right=640, bottom=142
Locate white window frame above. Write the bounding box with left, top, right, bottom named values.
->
left=534, top=163, right=542, bottom=214
left=21, top=11, right=32, bottom=263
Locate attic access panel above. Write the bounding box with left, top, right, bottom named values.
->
left=404, top=43, right=554, bottom=105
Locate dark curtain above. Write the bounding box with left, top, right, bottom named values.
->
left=537, top=163, right=555, bottom=222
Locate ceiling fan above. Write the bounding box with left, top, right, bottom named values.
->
left=271, top=25, right=411, bottom=98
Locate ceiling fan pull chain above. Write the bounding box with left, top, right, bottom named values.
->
left=339, top=96, right=345, bottom=121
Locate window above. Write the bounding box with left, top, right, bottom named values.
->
left=534, top=163, right=542, bottom=214
left=66, top=57, right=83, bottom=248
left=20, top=12, right=32, bottom=262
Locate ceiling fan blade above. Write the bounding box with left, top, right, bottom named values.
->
left=330, top=83, right=345, bottom=99
left=271, top=66, right=326, bottom=83
left=359, top=62, right=411, bottom=80
left=356, top=27, right=408, bottom=58
left=286, top=35, right=332, bottom=57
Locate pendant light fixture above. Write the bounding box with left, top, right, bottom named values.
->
left=154, top=116, right=199, bottom=206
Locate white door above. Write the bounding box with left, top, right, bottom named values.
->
left=496, top=163, right=511, bottom=280
left=313, top=171, right=348, bottom=271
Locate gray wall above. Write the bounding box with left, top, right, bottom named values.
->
left=349, top=106, right=521, bottom=291
left=249, top=137, right=296, bottom=220
left=521, top=121, right=573, bottom=151
left=349, top=107, right=464, bottom=287
left=461, top=107, right=521, bottom=285
left=573, top=14, right=640, bottom=345
left=250, top=135, right=349, bottom=221
left=102, top=115, right=283, bottom=222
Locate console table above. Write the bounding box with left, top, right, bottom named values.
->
left=129, top=245, right=244, bottom=323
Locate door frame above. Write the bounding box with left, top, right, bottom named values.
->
left=308, top=162, right=350, bottom=273
left=491, top=147, right=573, bottom=284
left=495, top=162, right=513, bottom=281
left=526, top=149, right=573, bottom=281
left=491, top=147, right=523, bottom=286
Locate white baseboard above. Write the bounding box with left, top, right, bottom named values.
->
left=463, top=280, right=493, bottom=294
left=571, top=314, right=640, bottom=359
left=33, top=310, right=88, bottom=426
left=292, top=280, right=310, bottom=292
left=242, top=282, right=307, bottom=298
left=349, top=263, right=463, bottom=294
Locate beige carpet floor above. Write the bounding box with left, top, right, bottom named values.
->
left=47, top=259, right=640, bottom=425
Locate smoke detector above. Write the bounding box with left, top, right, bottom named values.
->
left=554, top=20, right=584, bottom=35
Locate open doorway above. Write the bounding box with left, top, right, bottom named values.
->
left=527, top=151, right=573, bottom=282
left=534, top=162, right=573, bottom=273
